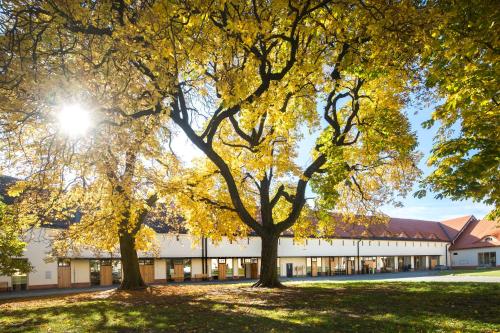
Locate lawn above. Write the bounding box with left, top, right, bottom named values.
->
left=439, top=268, right=500, bottom=277
left=1, top=282, right=499, bottom=333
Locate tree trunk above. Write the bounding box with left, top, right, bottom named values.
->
left=253, top=234, right=284, bottom=288
left=118, top=232, right=146, bottom=290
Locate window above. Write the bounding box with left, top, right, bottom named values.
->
left=485, top=236, right=494, bottom=242
left=112, top=260, right=122, bottom=284
left=101, top=259, right=112, bottom=266
left=89, top=260, right=101, bottom=285
left=478, top=252, right=496, bottom=266
left=11, top=259, right=29, bottom=291
left=139, top=259, right=154, bottom=265
left=58, top=258, right=71, bottom=267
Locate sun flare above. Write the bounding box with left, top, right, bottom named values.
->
left=57, top=104, right=91, bottom=137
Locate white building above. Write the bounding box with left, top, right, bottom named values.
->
left=445, top=216, right=500, bottom=268
left=5, top=214, right=494, bottom=292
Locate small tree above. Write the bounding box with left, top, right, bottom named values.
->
left=0, top=199, right=32, bottom=276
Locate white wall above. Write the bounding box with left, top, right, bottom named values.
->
left=0, top=227, right=456, bottom=289
left=191, top=258, right=204, bottom=276
left=451, top=247, right=500, bottom=267
left=207, top=237, right=261, bottom=258
left=155, top=234, right=202, bottom=258
left=23, top=229, right=58, bottom=288
left=279, top=257, right=307, bottom=277
left=154, top=259, right=166, bottom=281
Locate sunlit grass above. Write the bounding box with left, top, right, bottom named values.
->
left=1, top=282, right=499, bottom=333
left=439, top=268, right=500, bottom=277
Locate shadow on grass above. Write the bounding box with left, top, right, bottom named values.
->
left=1, top=282, right=499, bottom=333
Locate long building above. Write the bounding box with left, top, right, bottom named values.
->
left=1, top=214, right=498, bottom=292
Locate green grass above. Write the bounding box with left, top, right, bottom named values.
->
left=439, top=268, right=500, bottom=277
left=1, top=282, right=499, bottom=333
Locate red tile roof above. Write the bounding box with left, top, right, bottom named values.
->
left=440, top=215, right=474, bottom=241
left=450, top=219, right=500, bottom=250
left=324, top=217, right=451, bottom=241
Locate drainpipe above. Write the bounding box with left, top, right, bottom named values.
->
left=201, top=237, right=205, bottom=274
left=445, top=243, right=449, bottom=267
left=204, top=238, right=209, bottom=275
left=357, top=239, right=361, bottom=274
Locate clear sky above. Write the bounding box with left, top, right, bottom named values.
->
left=379, top=104, right=492, bottom=221
left=170, top=101, right=493, bottom=222
left=294, top=101, right=493, bottom=222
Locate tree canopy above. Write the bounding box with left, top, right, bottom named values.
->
left=417, top=0, right=499, bottom=220
left=0, top=0, right=497, bottom=288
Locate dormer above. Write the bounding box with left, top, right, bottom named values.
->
left=481, top=235, right=498, bottom=243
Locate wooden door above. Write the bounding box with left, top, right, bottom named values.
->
left=100, top=265, right=112, bottom=286
left=58, top=266, right=71, bottom=288
left=140, top=265, right=155, bottom=284
left=311, top=261, right=318, bottom=277
left=218, top=264, right=227, bottom=280
left=245, top=263, right=252, bottom=278
left=250, top=263, right=258, bottom=279
left=347, top=260, right=353, bottom=275
left=430, top=258, right=438, bottom=269
left=173, top=264, right=184, bottom=282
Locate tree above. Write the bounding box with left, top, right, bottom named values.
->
left=417, top=0, right=500, bottom=220
left=0, top=1, right=177, bottom=289
left=0, top=197, right=32, bottom=276
left=163, top=0, right=423, bottom=287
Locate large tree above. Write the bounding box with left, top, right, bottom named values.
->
left=1, top=0, right=425, bottom=288
left=0, top=0, right=177, bottom=289
left=162, top=0, right=423, bottom=287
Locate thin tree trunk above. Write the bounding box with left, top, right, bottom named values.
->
left=118, top=232, right=146, bottom=290
left=253, top=234, right=284, bottom=288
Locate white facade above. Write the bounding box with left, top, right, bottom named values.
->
left=0, top=227, right=455, bottom=290
left=450, top=247, right=500, bottom=267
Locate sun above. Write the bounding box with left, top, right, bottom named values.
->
left=57, top=103, right=91, bottom=137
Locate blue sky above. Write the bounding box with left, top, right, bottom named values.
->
left=172, top=102, right=493, bottom=222
left=377, top=104, right=493, bottom=221
left=294, top=101, right=493, bottom=221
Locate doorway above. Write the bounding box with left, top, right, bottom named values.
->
left=139, top=259, right=155, bottom=283
left=218, top=259, right=227, bottom=280
left=99, top=259, right=113, bottom=286
left=57, top=259, right=71, bottom=288
left=286, top=263, right=293, bottom=277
